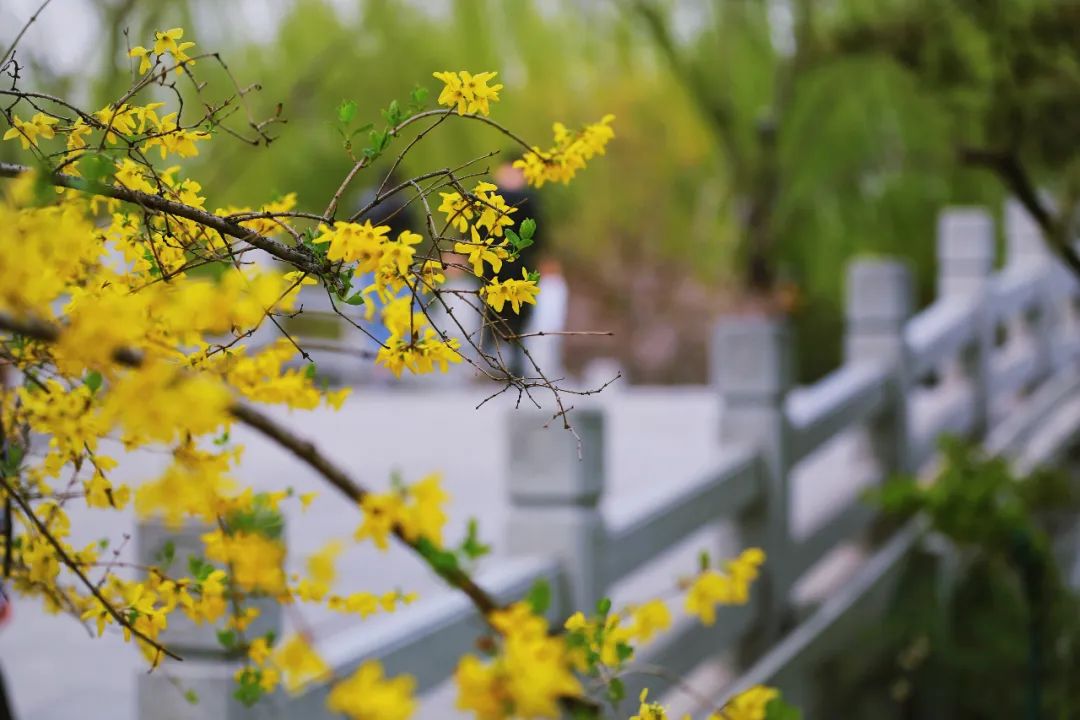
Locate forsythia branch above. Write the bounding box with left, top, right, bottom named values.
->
left=0, top=311, right=504, bottom=618
left=0, top=162, right=333, bottom=282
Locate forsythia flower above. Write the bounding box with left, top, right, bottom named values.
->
left=94, top=103, right=139, bottom=144
left=514, top=114, right=615, bottom=187
left=456, top=603, right=582, bottom=720
left=482, top=268, right=540, bottom=314
left=627, top=599, right=672, bottom=644
left=326, top=661, right=417, bottom=720
left=721, top=685, right=780, bottom=720
left=312, top=220, right=390, bottom=264
left=631, top=689, right=669, bottom=720
left=273, top=635, right=331, bottom=693
left=433, top=70, right=503, bottom=116
left=374, top=298, right=462, bottom=377
left=3, top=112, right=59, bottom=149
left=355, top=474, right=449, bottom=549
left=685, top=548, right=765, bottom=626
left=153, top=27, right=197, bottom=73
left=129, top=46, right=153, bottom=75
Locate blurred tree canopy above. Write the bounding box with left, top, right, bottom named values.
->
left=11, top=0, right=1078, bottom=381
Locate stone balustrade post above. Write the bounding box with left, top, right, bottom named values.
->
left=937, top=208, right=995, bottom=434
left=505, top=409, right=606, bottom=615
left=136, top=520, right=282, bottom=720
left=845, top=259, right=914, bottom=475
left=715, top=316, right=794, bottom=633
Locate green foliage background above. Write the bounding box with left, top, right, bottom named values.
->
left=11, top=0, right=1075, bottom=380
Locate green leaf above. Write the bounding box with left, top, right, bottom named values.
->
left=596, top=597, right=612, bottom=616
left=459, top=518, right=492, bottom=561
left=415, top=536, right=460, bottom=578
left=764, top=696, right=802, bottom=720
left=1, top=444, right=24, bottom=476
left=226, top=493, right=285, bottom=540
left=84, top=370, right=103, bottom=394
left=184, top=689, right=199, bottom=705
left=216, top=629, right=237, bottom=650
left=381, top=99, right=401, bottom=125
left=410, top=85, right=429, bottom=106
left=337, top=99, right=358, bottom=125
left=157, top=540, right=176, bottom=567
left=213, top=430, right=230, bottom=447
left=519, top=217, right=536, bottom=241
left=525, top=578, right=551, bottom=615
left=527, top=270, right=541, bottom=283
left=343, top=292, right=366, bottom=306
left=188, top=555, right=215, bottom=582
left=606, top=677, right=625, bottom=703
left=304, top=362, right=318, bottom=379
left=233, top=669, right=264, bottom=707
left=699, top=550, right=711, bottom=572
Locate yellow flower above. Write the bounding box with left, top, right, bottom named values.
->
left=455, top=226, right=508, bottom=277
left=66, top=119, right=92, bottom=151
left=482, top=268, right=539, bottom=314
left=457, top=603, right=581, bottom=719
left=129, top=46, right=153, bottom=75
left=3, top=112, right=60, bottom=149
left=248, top=636, right=272, bottom=666
left=628, top=599, right=672, bottom=644
left=513, top=114, right=615, bottom=187
left=273, top=635, right=331, bottom=693
left=721, top=685, right=780, bottom=720
left=312, top=220, right=390, bottom=265
left=153, top=27, right=197, bottom=73
left=433, top=70, right=503, bottom=116
left=684, top=548, right=765, bottom=625
left=153, top=28, right=185, bottom=54
left=631, top=689, right=669, bottom=720
left=326, top=661, right=417, bottom=720
left=306, top=539, right=342, bottom=590
left=397, top=474, right=448, bottom=548
left=355, top=492, right=403, bottom=550
left=94, top=103, right=139, bottom=144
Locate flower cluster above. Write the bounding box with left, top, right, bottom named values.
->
left=514, top=114, right=616, bottom=187
left=629, top=685, right=781, bottom=720
left=129, top=27, right=197, bottom=76
left=355, top=474, right=449, bottom=550
left=684, top=548, right=766, bottom=626
left=482, top=269, right=540, bottom=314
left=456, top=603, right=583, bottom=719
left=0, top=23, right=790, bottom=720
left=433, top=70, right=503, bottom=116
left=564, top=598, right=672, bottom=673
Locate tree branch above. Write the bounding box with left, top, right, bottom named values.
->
left=959, top=147, right=1080, bottom=279
left=0, top=162, right=332, bottom=281
left=0, top=311, right=504, bottom=617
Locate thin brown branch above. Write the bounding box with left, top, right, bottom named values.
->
left=959, top=147, right=1080, bottom=279
left=0, top=0, right=55, bottom=69
left=0, top=311, right=504, bottom=618
left=0, top=162, right=332, bottom=283
left=0, top=472, right=181, bottom=660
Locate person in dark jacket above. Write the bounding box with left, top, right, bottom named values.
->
left=486, top=159, right=544, bottom=375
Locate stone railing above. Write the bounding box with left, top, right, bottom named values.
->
left=138, top=200, right=1080, bottom=718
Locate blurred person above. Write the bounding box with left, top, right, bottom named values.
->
left=485, top=157, right=545, bottom=376
left=352, top=172, right=420, bottom=382
left=520, top=256, right=569, bottom=380
left=424, top=253, right=482, bottom=384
